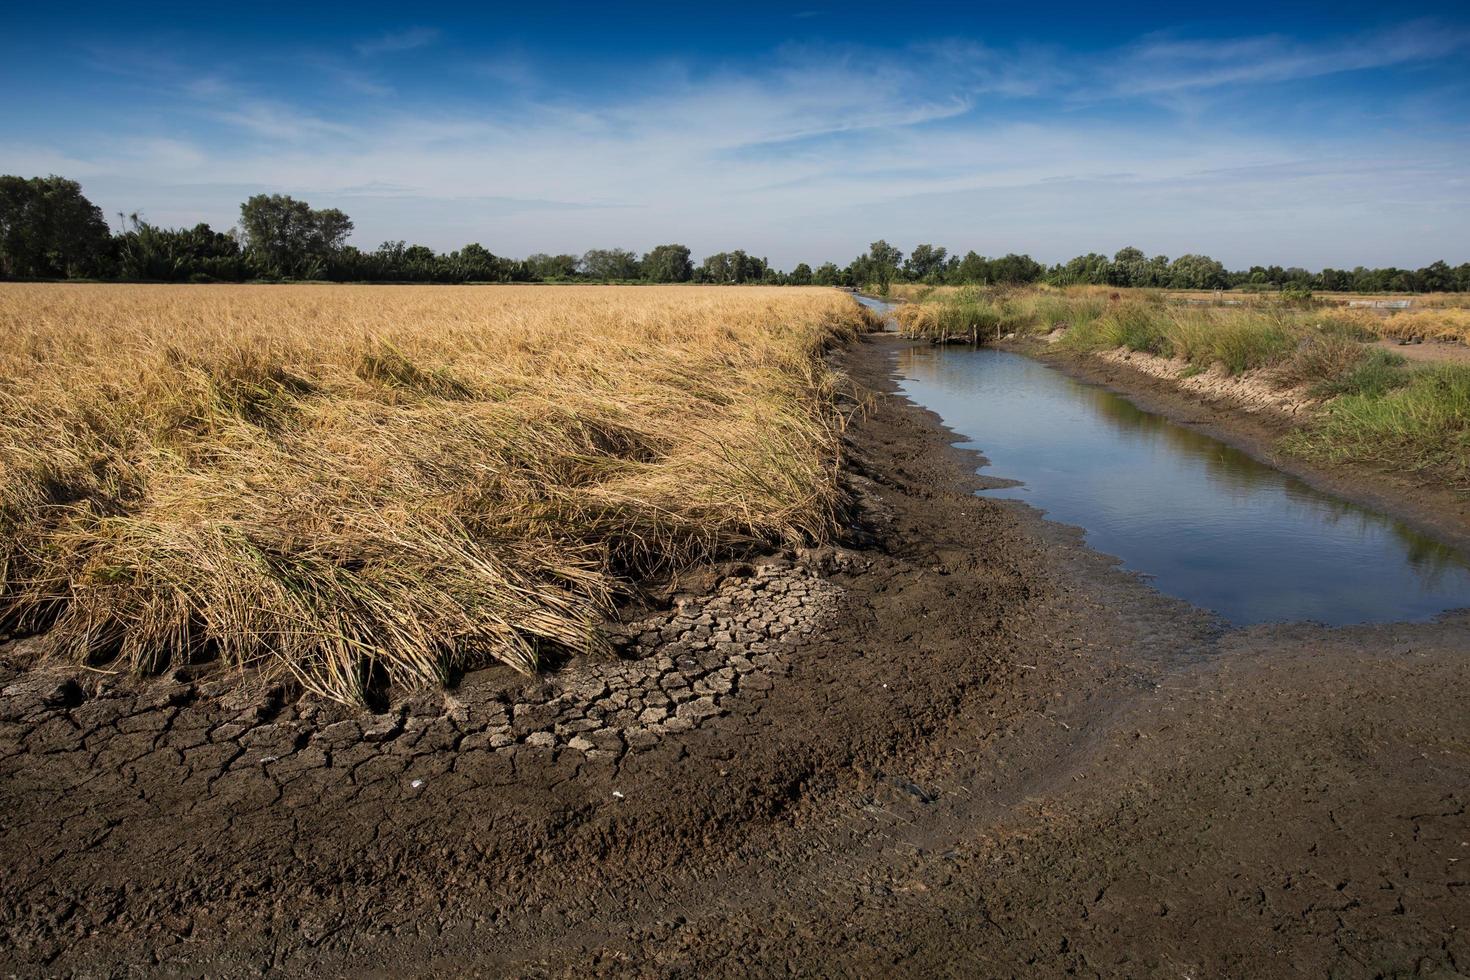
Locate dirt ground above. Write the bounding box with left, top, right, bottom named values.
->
left=1374, top=338, right=1470, bottom=367
left=2, top=334, right=1468, bottom=977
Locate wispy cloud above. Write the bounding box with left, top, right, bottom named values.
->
left=26, top=20, right=1470, bottom=267
left=300, top=55, right=394, bottom=97
left=604, top=55, right=974, bottom=151
left=1105, top=20, right=1470, bottom=97
left=911, top=38, right=1069, bottom=99
left=354, top=27, right=440, bottom=58
left=210, top=100, right=358, bottom=141
left=469, top=49, right=540, bottom=89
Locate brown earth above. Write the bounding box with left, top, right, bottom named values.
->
left=1, top=334, right=1468, bottom=977
left=1374, top=338, right=1470, bottom=367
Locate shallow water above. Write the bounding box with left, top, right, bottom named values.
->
left=853, top=293, right=900, bottom=331
left=894, top=344, right=1470, bottom=626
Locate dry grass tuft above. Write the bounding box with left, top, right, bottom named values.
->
left=0, top=284, right=868, bottom=702
left=1376, top=308, right=1470, bottom=343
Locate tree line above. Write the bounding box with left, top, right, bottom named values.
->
left=848, top=241, right=1470, bottom=294
left=2, top=176, right=1466, bottom=293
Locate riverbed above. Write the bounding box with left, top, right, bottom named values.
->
left=4, top=332, right=1467, bottom=976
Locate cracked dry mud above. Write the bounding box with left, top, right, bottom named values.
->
left=0, top=558, right=850, bottom=968
left=2, top=333, right=1468, bottom=977
left=0, top=557, right=842, bottom=799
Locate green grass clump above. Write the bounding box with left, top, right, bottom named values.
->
left=947, top=295, right=1005, bottom=334
left=1034, top=294, right=1104, bottom=331
left=1203, top=319, right=1295, bottom=374
left=1308, top=349, right=1409, bottom=399
left=1105, top=303, right=1173, bottom=355
left=900, top=286, right=1113, bottom=341
left=1058, top=301, right=1172, bottom=356
left=1279, top=331, right=1371, bottom=386
left=1285, top=366, right=1470, bottom=479
left=1059, top=301, right=1327, bottom=376
left=1276, top=332, right=1411, bottom=398
left=895, top=287, right=1005, bottom=340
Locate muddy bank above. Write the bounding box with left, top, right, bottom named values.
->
left=1, top=334, right=1468, bottom=976
left=1023, top=340, right=1470, bottom=552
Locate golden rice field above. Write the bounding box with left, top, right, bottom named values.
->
left=1372, top=307, right=1470, bottom=342
left=0, top=284, right=872, bottom=703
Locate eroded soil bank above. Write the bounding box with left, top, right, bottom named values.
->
left=2, top=334, right=1468, bottom=977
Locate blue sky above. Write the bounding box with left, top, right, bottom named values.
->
left=3, top=1, right=1468, bottom=268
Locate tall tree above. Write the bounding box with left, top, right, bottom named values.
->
left=866, top=240, right=903, bottom=289
left=0, top=175, right=112, bottom=278
left=239, top=193, right=354, bottom=279
left=1168, top=254, right=1229, bottom=290
left=904, top=244, right=948, bottom=282
left=526, top=253, right=579, bottom=279
left=700, top=252, right=732, bottom=283
left=1109, top=245, right=1147, bottom=287
left=579, top=247, right=640, bottom=280
left=1418, top=260, right=1454, bottom=292
left=448, top=243, right=510, bottom=282
left=640, top=243, right=693, bottom=282
left=812, top=262, right=843, bottom=286
left=698, top=250, right=767, bottom=284
left=989, top=253, right=1043, bottom=284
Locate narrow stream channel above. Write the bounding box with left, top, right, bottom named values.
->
left=885, top=331, right=1470, bottom=626
left=853, top=293, right=900, bottom=331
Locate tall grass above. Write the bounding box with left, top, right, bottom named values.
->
left=1053, top=300, right=1298, bottom=374
left=1033, top=293, right=1105, bottom=331
left=1169, top=313, right=1296, bottom=373
left=0, top=284, right=869, bottom=703
left=897, top=285, right=1470, bottom=347
left=895, top=287, right=1004, bottom=341
left=1284, top=366, right=1470, bottom=480
left=881, top=283, right=951, bottom=303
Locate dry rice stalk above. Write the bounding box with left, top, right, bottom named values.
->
left=0, top=283, right=869, bottom=703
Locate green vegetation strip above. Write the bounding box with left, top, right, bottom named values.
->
left=899, top=286, right=1470, bottom=484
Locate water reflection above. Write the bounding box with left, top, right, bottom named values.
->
left=895, top=345, right=1470, bottom=625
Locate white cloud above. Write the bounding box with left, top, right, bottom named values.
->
left=28, top=23, right=1470, bottom=268
left=209, top=100, right=360, bottom=142
left=1105, top=20, right=1470, bottom=97
left=354, top=27, right=440, bottom=58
